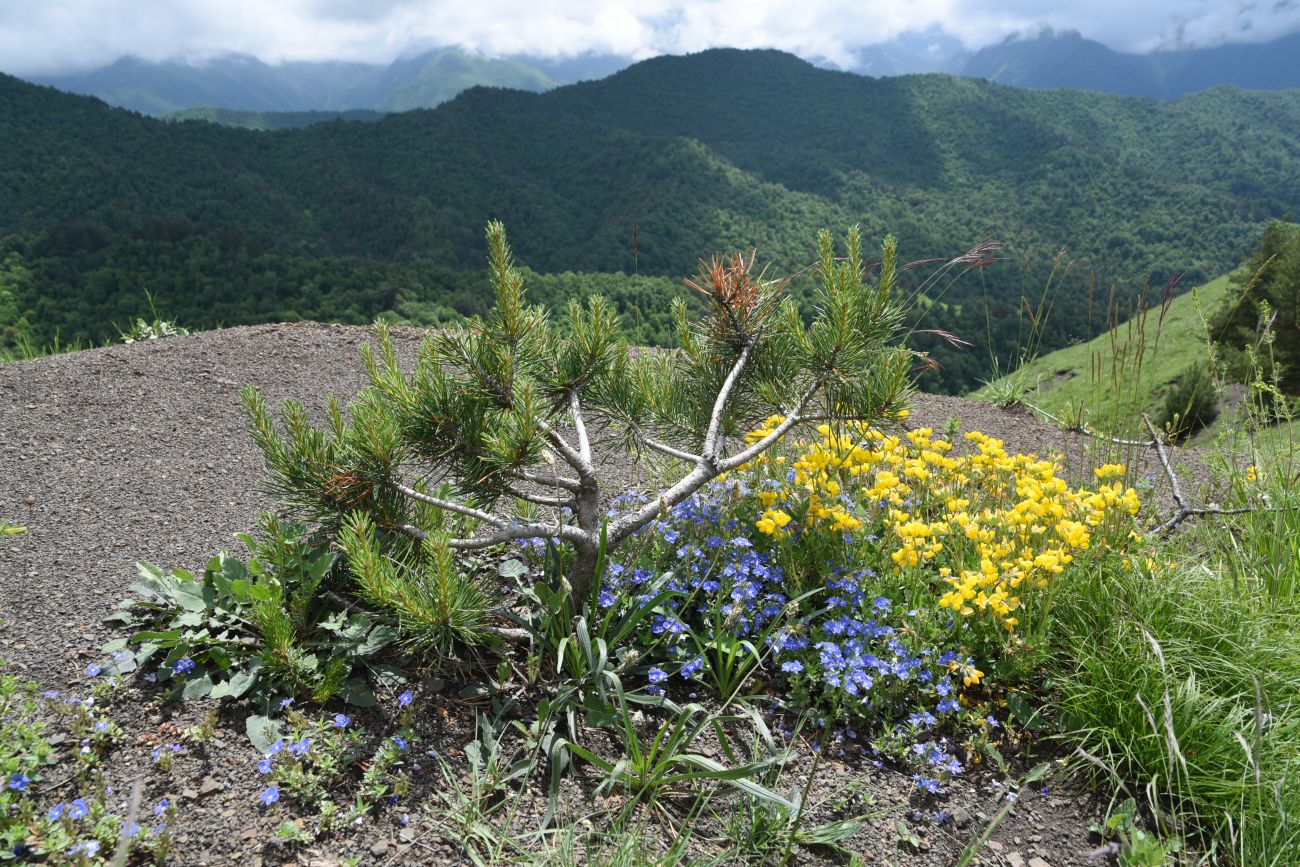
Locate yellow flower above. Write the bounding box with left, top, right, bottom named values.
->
left=1094, top=463, right=1126, bottom=480
left=1245, top=465, right=1258, bottom=483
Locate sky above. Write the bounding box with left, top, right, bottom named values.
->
left=3, top=0, right=1299, bottom=76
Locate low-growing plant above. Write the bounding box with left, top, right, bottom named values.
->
left=117, top=291, right=189, bottom=344
left=251, top=706, right=413, bottom=837
left=104, top=514, right=401, bottom=710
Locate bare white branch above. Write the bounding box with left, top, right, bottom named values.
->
left=447, top=522, right=589, bottom=550
left=505, top=486, right=573, bottom=508
left=701, top=342, right=754, bottom=462
left=537, top=418, right=595, bottom=481
left=511, top=469, right=582, bottom=493
left=393, top=482, right=506, bottom=528
left=570, top=390, right=592, bottom=466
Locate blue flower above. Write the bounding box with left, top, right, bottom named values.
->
left=647, top=667, right=668, bottom=684
left=126, top=822, right=144, bottom=838
left=392, top=736, right=409, bottom=751
left=397, top=690, right=414, bottom=707
left=266, top=739, right=285, bottom=755
left=48, top=804, right=64, bottom=821
left=257, top=758, right=273, bottom=775
left=68, top=799, right=89, bottom=820
left=259, top=786, right=280, bottom=806
left=279, top=697, right=294, bottom=709
left=40, top=690, right=59, bottom=699
left=153, top=799, right=169, bottom=816
left=913, top=776, right=943, bottom=795
left=780, top=660, right=804, bottom=673
left=93, top=721, right=109, bottom=733
left=288, top=737, right=311, bottom=757
left=84, top=664, right=101, bottom=678
left=171, top=658, right=196, bottom=676
left=680, top=657, right=704, bottom=679
left=985, top=715, right=1001, bottom=729
left=936, top=697, right=960, bottom=714
left=598, top=589, right=616, bottom=608
left=67, top=841, right=100, bottom=858
left=332, top=713, right=351, bottom=728
left=6, top=773, right=30, bottom=792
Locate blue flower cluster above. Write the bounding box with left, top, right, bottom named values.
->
left=596, top=482, right=980, bottom=740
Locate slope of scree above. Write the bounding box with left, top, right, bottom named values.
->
left=0, top=323, right=1200, bottom=865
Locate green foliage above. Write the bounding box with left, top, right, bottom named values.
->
left=0, top=664, right=54, bottom=860
left=106, top=514, right=399, bottom=708
left=1211, top=221, right=1300, bottom=397
left=0, top=521, right=24, bottom=538
left=337, top=512, right=494, bottom=658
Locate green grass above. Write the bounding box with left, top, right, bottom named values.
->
left=977, top=273, right=1234, bottom=430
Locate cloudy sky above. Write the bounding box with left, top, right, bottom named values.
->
left=3, top=0, right=1299, bottom=76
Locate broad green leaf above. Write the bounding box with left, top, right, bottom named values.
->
left=181, top=673, right=213, bottom=700
left=497, top=558, right=528, bottom=579
left=246, top=714, right=286, bottom=754
left=338, top=679, right=377, bottom=707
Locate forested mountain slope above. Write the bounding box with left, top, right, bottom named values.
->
left=3, top=48, right=1298, bottom=391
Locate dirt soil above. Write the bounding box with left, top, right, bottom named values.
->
left=0, top=323, right=1211, bottom=866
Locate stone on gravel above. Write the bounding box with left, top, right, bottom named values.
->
left=197, top=777, right=223, bottom=797
left=370, top=840, right=390, bottom=857
left=1028, top=858, right=1053, bottom=867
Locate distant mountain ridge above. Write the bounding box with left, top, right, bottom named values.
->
left=17, top=29, right=1300, bottom=122
left=26, top=47, right=621, bottom=115
left=961, top=30, right=1300, bottom=99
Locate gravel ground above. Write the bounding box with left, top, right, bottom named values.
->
left=0, top=323, right=1210, bottom=865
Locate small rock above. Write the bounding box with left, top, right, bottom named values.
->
left=398, top=827, right=416, bottom=844
left=197, top=777, right=223, bottom=798
left=1007, top=854, right=1026, bottom=867
left=25, top=495, right=35, bottom=506
left=950, top=807, right=972, bottom=828
left=1028, top=858, right=1053, bottom=867
left=370, top=840, right=389, bottom=857
left=987, top=840, right=1004, bottom=852
left=181, top=787, right=199, bottom=801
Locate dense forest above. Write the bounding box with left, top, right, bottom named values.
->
left=4, top=49, right=1299, bottom=391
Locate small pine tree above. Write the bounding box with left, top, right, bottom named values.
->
left=243, top=222, right=917, bottom=622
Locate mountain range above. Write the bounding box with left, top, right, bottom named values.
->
left=27, top=47, right=625, bottom=116
left=3, top=48, right=1299, bottom=393
left=17, top=29, right=1300, bottom=122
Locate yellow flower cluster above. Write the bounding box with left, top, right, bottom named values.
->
left=742, top=420, right=1143, bottom=635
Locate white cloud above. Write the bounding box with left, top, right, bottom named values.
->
left=2, top=0, right=1298, bottom=76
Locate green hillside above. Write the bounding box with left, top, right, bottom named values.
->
left=978, top=272, right=1233, bottom=423
left=161, top=107, right=385, bottom=130
left=4, top=49, right=1300, bottom=391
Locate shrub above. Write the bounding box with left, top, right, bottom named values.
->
left=243, top=223, right=921, bottom=624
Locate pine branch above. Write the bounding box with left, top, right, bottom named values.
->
left=569, top=390, right=592, bottom=466
left=701, top=341, right=755, bottom=463
left=511, top=469, right=582, bottom=493
left=393, top=483, right=506, bottom=528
